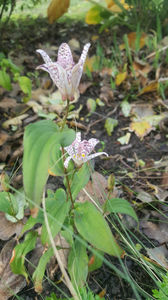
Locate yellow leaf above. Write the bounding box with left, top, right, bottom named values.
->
left=115, top=71, right=127, bottom=86
left=138, top=81, right=159, bottom=95
left=85, top=6, right=103, bottom=25
left=119, top=32, right=147, bottom=50
left=47, top=0, right=70, bottom=24
left=129, top=120, right=152, bottom=140
left=84, top=55, right=98, bottom=72
left=106, top=0, right=130, bottom=12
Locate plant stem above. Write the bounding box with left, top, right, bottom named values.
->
left=61, top=99, right=70, bottom=130
left=42, top=191, right=79, bottom=300
left=62, top=147, right=74, bottom=209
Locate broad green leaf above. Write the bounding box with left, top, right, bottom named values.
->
left=0, top=70, right=12, bottom=91
left=41, top=188, right=70, bottom=244
left=104, top=118, right=118, bottom=136
left=68, top=238, right=88, bottom=288
left=88, top=249, right=104, bottom=272
left=74, top=201, right=124, bottom=257
left=33, top=247, right=53, bottom=293
left=18, top=76, right=32, bottom=103
left=10, top=231, right=38, bottom=280
left=70, top=163, right=91, bottom=201
left=21, top=212, right=44, bottom=236
left=49, top=145, right=65, bottom=176
left=105, top=198, right=138, bottom=222
left=0, top=192, right=15, bottom=215
left=23, top=120, right=75, bottom=209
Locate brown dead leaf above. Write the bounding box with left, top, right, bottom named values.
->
left=0, top=239, right=26, bottom=299
left=146, top=245, right=168, bottom=269
left=0, top=132, right=8, bottom=146
left=77, top=172, right=118, bottom=206
left=161, top=166, right=168, bottom=189
left=141, top=221, right=168, bottom=243
left=100, top=86, right=114, bottom=104
left=138, top=81, right=159, bottom=96
left=120, top=32, right=147, bottom=50
left=0, top=144, right=11, bottom=162
left=79, top=82, right=93, bottom=94
left=0, top=212, right=23, bottom=240
left=8, top=145, right=23, bottom=163
left=48, top=0, right=70, bottom=24
left=2, top=114, right=28, bottom=129
left=0, top=97, right=17, bottom=109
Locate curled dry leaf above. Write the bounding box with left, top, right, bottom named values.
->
left=0, top=212, right=23, bottom=240
left=2, top=114, right=29, bottom=129
left=0, top=239, right=26, bottom=299
left=77, top=172, right=118, bottom=206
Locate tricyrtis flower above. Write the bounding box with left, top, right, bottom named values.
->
left=64, top=132, right=108, bottom=168
left=36, top=43, right=90, bottom=101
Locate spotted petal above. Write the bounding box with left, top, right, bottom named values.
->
left=71, top=43, right=91, bottom=93
left=83, top=152, right=108, bottom=163
left=36, top=49, right=53, bottom=64
left=57, top=43, right=74, bottom=69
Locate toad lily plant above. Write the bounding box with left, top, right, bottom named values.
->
left=64, top=132, right=108, bottom=168
left=36, top=42, right=90, bottom=101
left=8, top=40, right=137, bottom=300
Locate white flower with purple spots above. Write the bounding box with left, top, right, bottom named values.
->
left=64, top=132, right=108, bottom=168
left=36, top=43, right=90, bottom=101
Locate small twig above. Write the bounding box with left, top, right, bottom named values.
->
left=42, top=191, right=79, bottom=300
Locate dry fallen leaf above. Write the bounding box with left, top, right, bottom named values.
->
left=138, top=81, right=159, bottom=96
left=84, top=55, right=98, bottom=73
left=0, top=97, right=17, bottom=110
left=0, top=239, right=26, bottom=299
left=120, top=32, right=147, bottom=50
left=141, top=221, right=168, bottom=244
left=146, top=245, right=168, bottom=269
left=0, top=132, right=8, bottom=146
left=77, top=172, right=118, bottom=206
left=106, top=0, right=130, bottom=12
left=2, top=114, right=28, bottom=129
left=47, top=0, right=70, bottom=24
left=130, top=120, right=152, bottom=140
left=0, top=212, right=23, bottom=240
left=115, top=71, right=127, bottom=86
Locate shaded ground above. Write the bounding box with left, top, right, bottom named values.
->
left=1, top=16, right=168, bottom=300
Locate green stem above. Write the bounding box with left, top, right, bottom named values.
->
left=61, top=99, right=70, bottom=131
left=62, top=147, right=74, bottom=209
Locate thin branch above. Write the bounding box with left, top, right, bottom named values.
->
left=42, top=190, right=79, bottom=300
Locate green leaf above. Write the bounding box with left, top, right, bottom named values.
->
left=0, top=70, right=12, bottom=91
left=0, top=192, right=16, bottom=215
left=85, top=6, right=104, bottom=25
left=70, top=163, right=91, bottom=201
left=104, top=118, right=118, bottom=136
left=23, top=120, right=75, bottom=209
left=49, top=145, right=65, bottom=176
left=41, top=188, right=70, bottom=244
left=105, top=198, right=138, bottom=222
left=10, top=231, right=38, bottom=280
left=18, top=76, right=32, bottom=102
left=87, top=98, right=97, bottom=113
left=74, top=201, right=124, bottom=257
left=68, top=238, right=88, bottom=288
left=88, top=249, right=104, bottom=272
left=33, top=247, right=53, bottom=293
